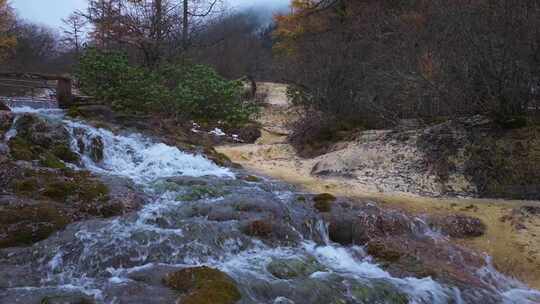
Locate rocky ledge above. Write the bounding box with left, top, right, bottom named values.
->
left=310, top=116, right=540, bottom=200
left=0, top=110, right=145, bottom=248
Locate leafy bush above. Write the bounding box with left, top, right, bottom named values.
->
left=76, top=48, right=257, bottom=125
left=160, top=64, right=257, bottom=125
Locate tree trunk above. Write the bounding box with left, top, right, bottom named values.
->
left=182, top=0, right=189, bottom=50
left=57, top=77, right=73, bottom=108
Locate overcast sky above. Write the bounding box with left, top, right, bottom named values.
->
left=11, top=0, right=289, bottom=29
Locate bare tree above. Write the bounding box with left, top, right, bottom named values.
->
left=62, top=13, right=88, bottom=56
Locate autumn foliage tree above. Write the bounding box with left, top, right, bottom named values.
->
left=0, top=0, right=16, bottom=62
left=275, top=0, right=540, bottom=133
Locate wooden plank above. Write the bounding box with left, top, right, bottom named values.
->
left=0, top=72, right=70, bottom=81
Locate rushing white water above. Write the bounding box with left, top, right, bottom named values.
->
left=2, top=102, right=540, bottom=304
left=65, top=120, right=234, bottom=183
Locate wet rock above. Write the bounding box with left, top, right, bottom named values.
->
left=0, top=203, right=70, bottom=248
left=430, top=215, right=486, bottom=238
left=350, top=280, right=409, bottom=304
left=243, top=219, right=273, bottom=238
left=273, top=297, right=295, bottom=304
left=313, top=193, right=336, bottom=213
left=326, top=203, right=414, bottom=245
left=41, top=294, right=95, bottom=304
left=89, top=136, right=104, bottom=163
left=366, top=241, right=403, bottom=263
left=0, top=101, right=10, bottom=111
left=0, top=162, right=143, bottom=248
left=66, top=105, right=115, bottom=121
left=176, top=184, right=229, bottom=201
left=366, top=236, right=487, bottom=288
left=8, top=114, right=79, bottom=164
left=229, top=123, right=261, bottom=143
left=39, top=152, right=67, bottom=169
left=8, top=136, right=34, bottom=160
left=521, top=205, right=540, bottom=215
left=163, top=266, right=241, bottom=304
left=267, top=257, right=324, bottom=279
left=243, top=175, right=261, bottom=182
left=0, top=110, right=13, bottom=138
left=264, top=273, right=350, bottom=304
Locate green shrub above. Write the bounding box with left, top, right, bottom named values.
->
left=76, top=48, right=169, bottom=113
left=76, top=48, right=257, bottom=125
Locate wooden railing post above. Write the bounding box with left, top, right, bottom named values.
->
left=56, top=76, right=72, bottom=108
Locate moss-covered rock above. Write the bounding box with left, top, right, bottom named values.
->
left=176, top=185, right=228, bottom=201
left=0, top=110, right=13, bottom=137
left=243, top=175, right=261, bottom=182
left=313, top=193, right=336, bottom=213
left=0, top=204, right=70, bottom=248
left=7, top=114, right=79, bottom=165
left=42, top=180, right=79, bottom=201
left=429, top=215, right=486, bottom=238
left=40, top=294, right=94, bottom=304
left=163, top=266, right=241, bottom=304
left=0, top=101, right=10, bottom=111
left=243, top=219, right=273, bottom=238
left=8, top=136, right=35, bottom=160
left=12, top=178, right=40, bottom=195
left=8, top=168, right=109, bottom=204
left=39, top=153, right=67, bottom=169
left=367, top=241, right=403, bottom=263
left=267, top=257, right=324, bottom=279
left=350, top=280, right=409, bottom=304
left=51, top=144, right=79, bottom=163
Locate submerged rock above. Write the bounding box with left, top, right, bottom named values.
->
left=163, top=266, right=241, bottom=304
left=267, top=257, right=324, bottom=279
left=350, top=280, right=409, bottom=304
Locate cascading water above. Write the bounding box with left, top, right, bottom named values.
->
left=1, top=102, right=539, bottom=304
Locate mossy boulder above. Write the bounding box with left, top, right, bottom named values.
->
left=12, top=178, right=40, bottom=195
left=366, top=241, right=403, bottom=263
left=39, top=153, right=67, bottom=169
left=243, top=219, right=273, bottom=238
left=8, top=136, right=35, bottom=161
left=51, top=145, right=79, bottom=163
left=0, top=110, right=13, bottom=137
left=0, top=204, right=70, bottom=248
left=40, top=294, right=94, bottom=304
left=0, top=101, right=10, bottom=111
left=350, top=280, right=409, bottom=304
left=267, top=257, right=324, bottom=279
left=9, top=168, right=109, bottom=205
left=429, top=215, right=486, bottom=238
left=176, top=185, right=228, bottom=201
left=243, top=175, right=261, bottom=182
left=313, top=193, right=336, bottom=213
left=163, top=266, right=241, bottom=304
left=8, top=114, right=79, bottom=165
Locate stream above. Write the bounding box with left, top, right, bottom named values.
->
left=1, top=101, right=539, bottom=304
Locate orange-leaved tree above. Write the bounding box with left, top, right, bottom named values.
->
left=0, top=0, right=16, bottom=62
